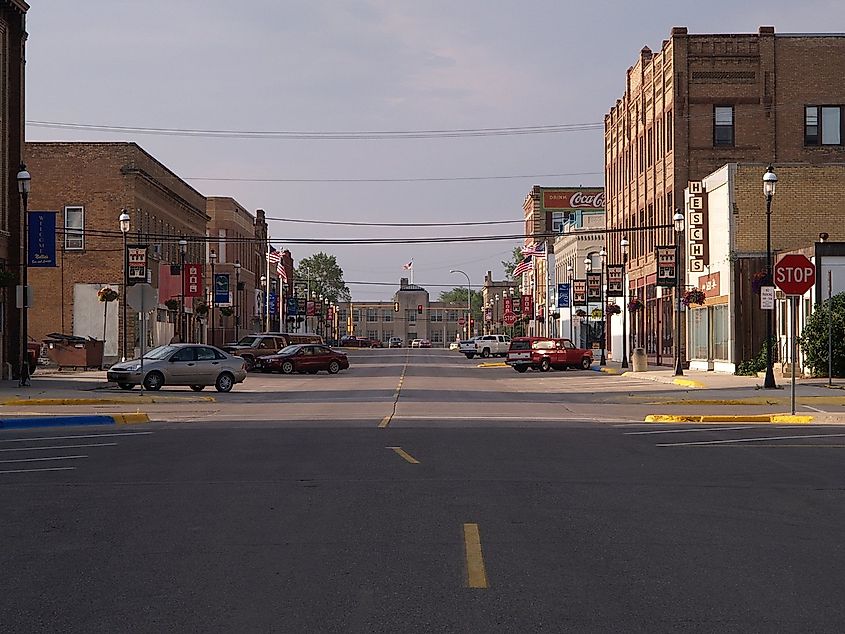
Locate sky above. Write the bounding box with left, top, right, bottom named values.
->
left=24, top=0, right=845, bottom=300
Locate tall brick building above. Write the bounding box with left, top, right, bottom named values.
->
left=605, top=26, right=845, bottom=363
left=25, top=142, right=208, bottom=362
left=0, top=0, right=27, bottom=377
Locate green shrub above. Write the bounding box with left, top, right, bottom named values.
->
left=799, top=293, right=845, bottom=378
left=735, top=337, right=777, bottom=376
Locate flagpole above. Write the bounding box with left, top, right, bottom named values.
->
left=265, top=238, right=271, bottom=332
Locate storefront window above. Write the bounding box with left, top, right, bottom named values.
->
left=690, top=307, right=709, bottom=360
left=645, top=284, right=657, bottom=354
left=712, top=304, right=729, bottom=361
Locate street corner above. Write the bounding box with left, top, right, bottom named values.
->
left=643, top=413, right=815, bottom=424
left=0, top=412, right=151, bottom=430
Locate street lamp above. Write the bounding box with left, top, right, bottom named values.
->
left=260, top=275, right=267, bottom=332
left=209, top=249, right=217, bottom=346
left=566, top=263, right=574, bottom=341
left=620, top=237, right=629, bottom=369
left=17, top=164, right=30, bottom=387
left=119, top=209, right=130, bottom=361
left=599, top=247, right=607, bottom=366
left=178, top=239, right=188, bottom=343
left=449, top=269, right=472, bottom=339
left=673, top=210, right=685, bottom=377
left=763, top=164, right=778, bottom=389
left=234, top=259, right=241, bottom=341
left=584, top=256, right=592, bottom=350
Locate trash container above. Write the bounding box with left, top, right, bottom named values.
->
left=44, top=333, right=105, bottom=369
left=631, top=347, right=648, bottom=372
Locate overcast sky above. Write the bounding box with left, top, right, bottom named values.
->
left=24, top=1, right=845, bottom=299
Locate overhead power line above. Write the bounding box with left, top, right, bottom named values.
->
left=183, top=171, right=603, bottom=183
left=266, top=217, right=523, bottom=227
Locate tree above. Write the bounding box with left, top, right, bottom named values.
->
left=295, top=252, right=351, bottom=304
left=439, top=288, right=484, bottom=319
left=502, top=246, right=523, bottom=280
left=799, top=293, right=845, bottom=377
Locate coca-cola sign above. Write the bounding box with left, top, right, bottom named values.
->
left=542, top=188, right=605, bottom=210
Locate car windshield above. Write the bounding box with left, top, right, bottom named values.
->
left=236, top=336, right=260, bottom=346
left=509, top=340, right=531, bottom=351
left=278, top=345, right=301, bottom=355
left=143, top=345, right=178, bottom=360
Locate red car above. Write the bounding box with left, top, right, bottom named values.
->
left=506, top=337, right=593, bottom=373
left=256, top=344, right=350, bottom=374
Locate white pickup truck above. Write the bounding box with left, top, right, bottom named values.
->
left=462, top=334, right=511, bottom=359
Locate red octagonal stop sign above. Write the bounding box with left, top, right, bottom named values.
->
left=774, top=254, right=816, bottom=295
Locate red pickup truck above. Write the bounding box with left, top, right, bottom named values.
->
left=506, top=337, right=593, bottom=373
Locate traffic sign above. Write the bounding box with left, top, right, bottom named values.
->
left=458, top=317, right=466, bottom=326
left=774, top=254, right=816, bottom=296
left=126, top=283, right=157, bottom=312
left=503, top=312, right=517, bottom=326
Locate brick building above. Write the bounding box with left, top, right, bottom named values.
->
left=480, top=271, right=516, bottom=335
left=0, top=0, right=27, bottom=377
left=605, top=26, right=845, bottom=364
left=25, top=142, right=208, bottom=362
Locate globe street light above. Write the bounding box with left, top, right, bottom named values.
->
left=119, top=209, right=130, bottom=361
left=673, top=209, right=686, bottom=377
left=17, top=164, right=31, bottom=386
left=620, top=236, right=629, bottom=369
left=584, top=256, right=592, bottom=350
left=763, top=164, right=778, bottom=389
left=449, top=269, right=471, bottom=339
left=260, top=275, right=268, bottom=333
left=566, top=263, right=574, bottom=340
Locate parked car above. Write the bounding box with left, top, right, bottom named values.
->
left=419, top=339, right=432, bottom=348
left=106, top=344, right=247, bottom=392
left=388, top=337, right=403, bottom=348
left=410, top=339, right=422, bottom=348
left=224, top=332, right=323, bottom=370
left=339, top=335, right=382, bottom=348
left=256, top=344, right=350, bottom=374
left=458, top=337, right=480, bottom=356
left=466, top=334, right=511, bottom=359
left=449, top=341, right=460, bottom=351
left=506, top=337, right=593, bottom=373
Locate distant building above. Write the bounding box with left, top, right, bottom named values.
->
left=480, top=271, right=516, bottom=334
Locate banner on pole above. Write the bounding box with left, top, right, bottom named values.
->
left=573, top=280, right=587, bottom=306
left=28, top=211, right=57, bottom=267
left=606, top=264, right=624, bottom=297
left=557, top=283, right=571, bottom=308
left=587, top=272, right=602, bottom=302
left=214, top=273, right=230, bottom=305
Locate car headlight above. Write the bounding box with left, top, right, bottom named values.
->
left=123, top=364, right=142, bottom=371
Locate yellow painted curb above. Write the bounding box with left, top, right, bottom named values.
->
left=599, top=367, right=621, bottom=375
left=644, top=414, right=815, bottom=424
left=477, top=362, right=507, bottom=368
left=113, top=413, right=151, bottom=425
left=0, top=396, right=215, bottom=406
left=672, top=378, right=705, bottom=388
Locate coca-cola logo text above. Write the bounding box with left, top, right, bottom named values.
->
left=569, top=192, right=605, bottom=208
left=542, top=189, right=605, bottom=210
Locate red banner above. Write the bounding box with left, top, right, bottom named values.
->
left=521, top=294, right=533, bottom=316
left=306, top=301, right=315, bottom=317
left=183, top=263, right=203, bottom=298
left=503, top=297, right=513, bottom=314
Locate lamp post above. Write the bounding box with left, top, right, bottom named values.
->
left=599, top=247, right=607, bottom=365
left=449, top=269, right=471, bottom=339
left=494, top=293, right=499, bottom=333
left=119, top=210, right=130, bottom=361
left=17, top=165, right=30, bottom=387
left=234, top=259, right=241, bottom=341
left=260, top=275, right=267, bottom=332
left=584, top=256, right=592, bottom=350
left=620, top=237, right=629, bottom=369
left=763, top=164, right=778, bottom=389
left=566, top=263, right=574, bottom=341
left=673, top=210, right=685, bottom=376
left=178, top=239, right=187, bottom=343
left=209, top=249, right=217, bottom=346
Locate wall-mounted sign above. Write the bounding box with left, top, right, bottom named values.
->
left=656, top=245, right=678, bottom=287
left=606, top=264, right=624, bottom=297
left=28, top=211, right=57, bottom=267
left=183, top=263, right=203, bottom=297
left=687, top=181, right=709, bottom=273
left=698, top=271, right=721, bottom=298
left=542, top=188, right=605, bottom=210
left=760, top=286, right=775, bottom=310
left=128, top=245, right=148, bottom=284
left=573, top=280, right=587, bottom=306
left=587, top=272, right=602, bottom=302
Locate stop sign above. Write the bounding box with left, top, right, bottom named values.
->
left=503, top=312, right=517, bottom=326
left=773, top=254, right=816, bottom=295
left=458, top=317, right=466, bottom=326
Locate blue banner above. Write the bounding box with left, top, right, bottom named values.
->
left=286, top=296, right=298, bottom=316
left=269, top=292, right=278, bottom=314
left=557, top=283, right=571, bottom=308
left=214, top=273, right=230, bottom=305
left=28, top=211, right=57, bottom=267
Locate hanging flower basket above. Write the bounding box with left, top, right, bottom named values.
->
left=751, top=271, right=771, bottom=295
left=165, top=298, right=180, bottom=311
left=682, top=287, right=707, bottom=307
left=0, top=269, right=16, bottom=286
left=97, top=287, right=119, bottom=303
left=549, top=311, right=560, bottom=319
left=605, top=303, right=621, bottom=316
left=591, top=308, right=603, bottom=320
left=627, top=298, right=644, bottom=312
left=575, top=309, right=588, bottom=318
left=194, top=301, right=209, bottom=317
left=219, top=306, right=234, bottom=317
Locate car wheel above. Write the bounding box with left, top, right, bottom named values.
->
left=465, top=353, right=475, bottom=359
left=143, top=371, right=164, bottom=391
left=481, top=348, right=491, bottom=358
left=215, top=372, right=234, bottom=393
left=242, top=355, right=256, bottom=372
left=540, top=357, right=551, bottom=372
left=328, top=360, right=341, bottom=374
left=281, top=361, right=295, bottom=374
left=189, top=385, right=205, bottom=392
left=117, top=382, right=134, bottom=390
left=580, top=357, right=592, bottom=370
left=514, top=366, right=528, bottom=373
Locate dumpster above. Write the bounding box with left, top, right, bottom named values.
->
left=44, top=333, right=105, bottom=369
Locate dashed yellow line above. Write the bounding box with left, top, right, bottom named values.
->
left=463, top=523, right=488, bottom=589
left=386, top=446, right=420, bottom=464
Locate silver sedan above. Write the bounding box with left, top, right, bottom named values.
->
left=106, top=344, right=247, bottom=392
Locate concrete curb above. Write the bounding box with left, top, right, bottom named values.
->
left=644, top=414, right=814, bottom=424
left=0, top=412, right=151, bottom=430
left=0, top=396, right=215, bottom=406
left=591, top=366, right=622, bottom=375
left=620, top=372, right=705, bottom=388
left=477, top=362, right=508, bottom=368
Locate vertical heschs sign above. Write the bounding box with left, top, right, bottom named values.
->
left=687, top=181, right=709, bottom=273
left=183, top=263, right=203, bottom=297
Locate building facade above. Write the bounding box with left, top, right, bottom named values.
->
left=605, top=26, right=845, bottom=364
left=25, top=142, right=208, bottom=362
left=480, top=271, right=516, bottom=334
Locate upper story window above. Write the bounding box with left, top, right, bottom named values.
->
left=551, top=212, right=567, bottom=233
left=64, top=206, right=84, bottom=250
left=714, top=106, right=734, bottom=146
left=665, top=112, right=673, bottom=151
left=805, top=105, right=842, bottom=146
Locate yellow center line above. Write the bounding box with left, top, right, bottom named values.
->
left=463, top=523, right=489, bottom=589
left=386, top=446, right=420, bottom=464
left=379, top=351, right=409, bottom=429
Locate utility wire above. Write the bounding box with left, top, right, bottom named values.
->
left=266, top=217, right=523, bottom=227
left=183, top=171, right=603, bottom=183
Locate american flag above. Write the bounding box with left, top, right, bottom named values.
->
left=268, top=247, right=287, bottom=280
left=403, top=260, right=413, bottom=270
left=521, top=241, right=545, bottom=256
left=512, top=256, right=533, bottom=277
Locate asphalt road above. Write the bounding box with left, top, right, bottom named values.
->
left=3, top=349, right=845, bottom=632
